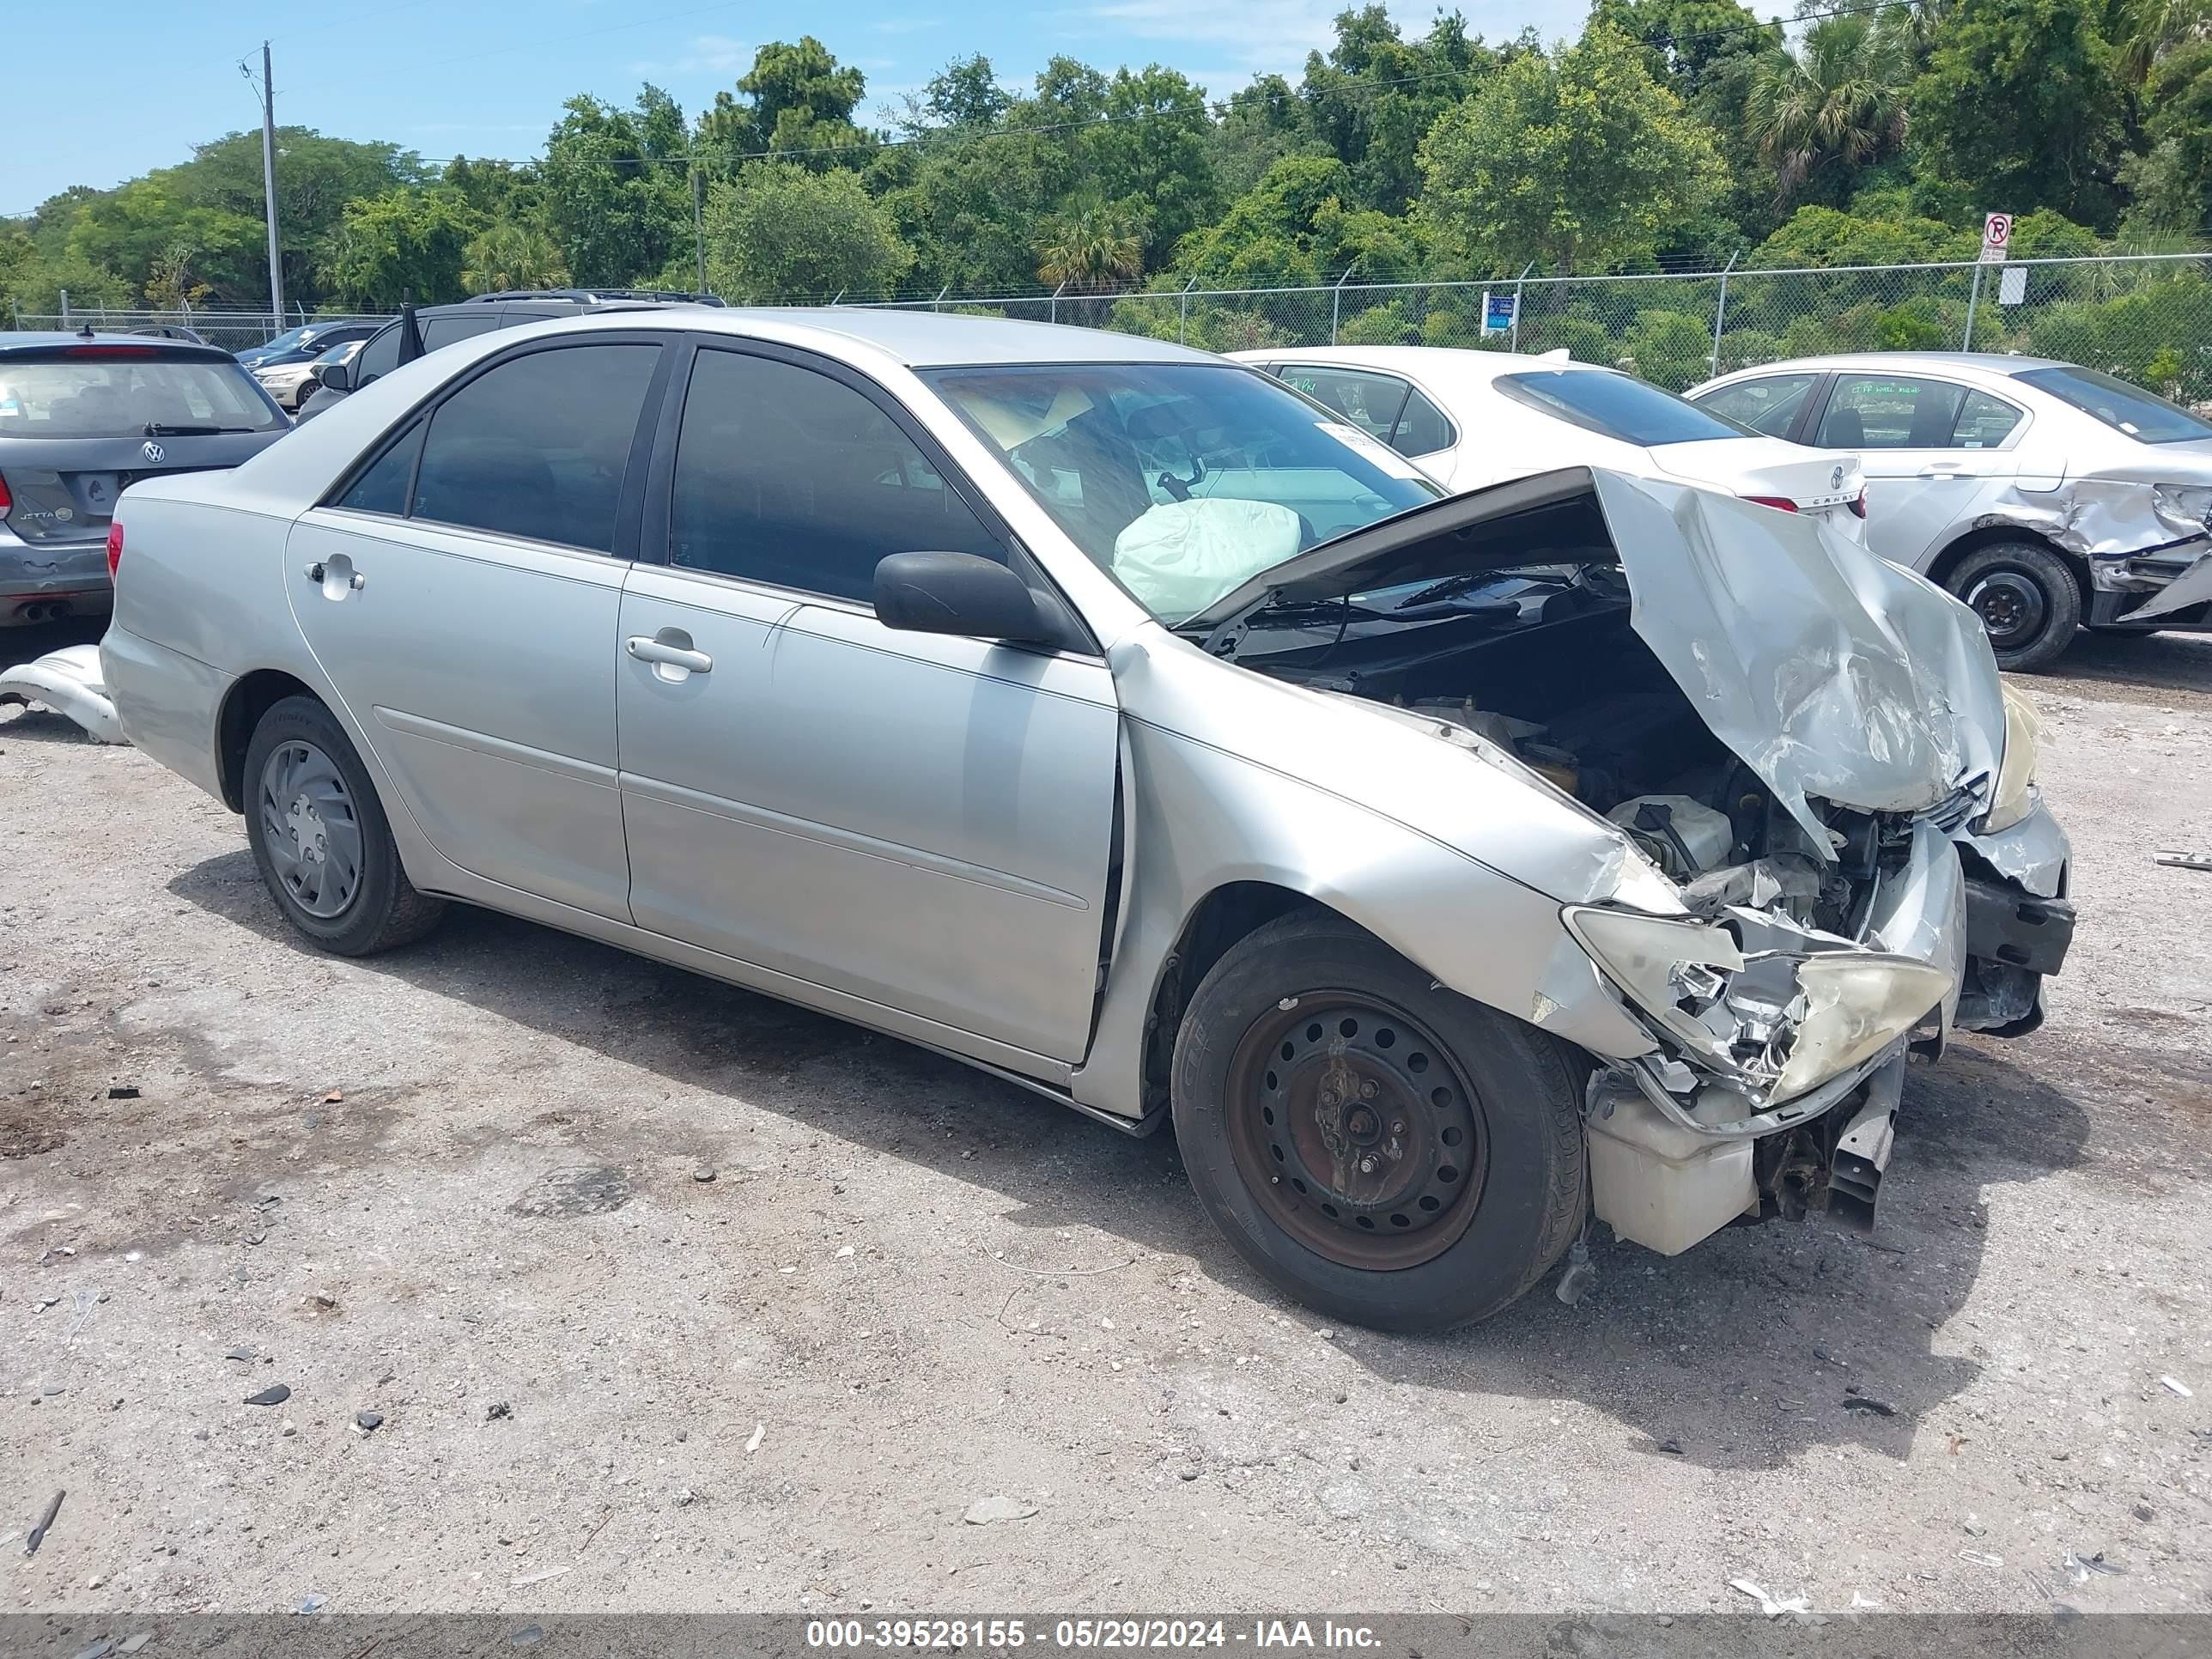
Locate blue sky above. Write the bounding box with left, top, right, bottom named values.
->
left=3, top=0, right=1593, bottom=215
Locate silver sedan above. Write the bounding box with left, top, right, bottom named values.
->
left=100, top=309, right=2072, bottom=1328
left=1690, top=351, right=2212, bottom=671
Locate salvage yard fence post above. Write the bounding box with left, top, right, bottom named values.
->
left=1710, top=249, right=1740, bottom=379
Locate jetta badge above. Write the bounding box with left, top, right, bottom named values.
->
left=1830, top=465, right=1844, bottom=489
left=142, top=440, right=166, bottom=464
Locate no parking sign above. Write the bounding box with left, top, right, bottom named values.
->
left=1979, top=212, right=2013, bottom=263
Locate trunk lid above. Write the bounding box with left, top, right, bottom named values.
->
left=3, top=430, right=283, bottom=546
left=1193, top=466, right=2004, bottom=848
left=1644, top=435, right=1865, bottom=512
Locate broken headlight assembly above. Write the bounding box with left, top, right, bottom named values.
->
left=1562, top=904, right=1954, bottom=1109
left=1981, top=680, right=2044, bottom=836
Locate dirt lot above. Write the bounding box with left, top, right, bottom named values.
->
left=3, top=622, right=2209, bottom=1619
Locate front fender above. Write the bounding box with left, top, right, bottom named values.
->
left=1069, top=711, right=1659, bottom=1122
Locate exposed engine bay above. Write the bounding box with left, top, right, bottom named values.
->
left=1245, top=561, right=1936, bottom=936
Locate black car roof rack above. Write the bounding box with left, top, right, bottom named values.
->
left=459, top=287, right=726, bottom=307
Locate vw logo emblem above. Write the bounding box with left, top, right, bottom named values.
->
left=142, top=440, right=166, bottom=465
left=1830, top=465, right=1844, bottom=489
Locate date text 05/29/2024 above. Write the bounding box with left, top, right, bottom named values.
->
left=805, top=1620, right=1382, bottom=1650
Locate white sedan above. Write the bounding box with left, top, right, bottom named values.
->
left=1689, top=352, right=2212, bottom=671
left=1231, top=345, right=1867, bottom=542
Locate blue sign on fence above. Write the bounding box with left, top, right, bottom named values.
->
left=1481, top=290, right=1516, bottom=337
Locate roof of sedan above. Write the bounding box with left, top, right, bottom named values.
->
left=549, top=303, right=1225, bottom=368
left=1709, top=350, right=2070, bottom=379
left=1230, top=344, right=1593, bottom=379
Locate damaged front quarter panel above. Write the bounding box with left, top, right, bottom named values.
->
left=1972, top=475, right=2212, bottom=623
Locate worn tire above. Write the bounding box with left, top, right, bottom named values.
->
left=242, top=695, right=445, bottom=956
left=1170, top=910, right=1586, bottom=1332
left=1943, top=541, right=2082, bottom=673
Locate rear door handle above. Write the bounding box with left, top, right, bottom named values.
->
left=625, top=636, right=713, bottom=674
left=1916, top=465, right=1964, bottom=479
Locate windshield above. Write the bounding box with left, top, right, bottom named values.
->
left=1494, top=368, right=1754, bottom=447
left=921, top=362, right=1438, bottom=623
left=2016, top=365, right=2212, bottom=445
left=0, top=352, right=284, bottom=438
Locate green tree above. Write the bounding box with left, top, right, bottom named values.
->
left=2118, top=40, right=2212, bottom=235
left=1910, top=0, right=2129, bottom=226
left=1209, top=76, right=1320, bottom=199
left=462, top=221, right=570, bottom=294
left=702, top=162, right=913, bottom=300
left=696, top=38, right=877, bottom=172
left=1744, top=13, right=1911, bottom=206
left=1419, top=24, right=1729, bottom=272
left=1074, top=66, right=1219, bottom=266
left=1299, top=7, right=1495, bottom=214
left=541, top=89, right=690, bottom=285
left=319, top=189, right=483, bottom=307
left=1035, top=194, right=1146, bottom=290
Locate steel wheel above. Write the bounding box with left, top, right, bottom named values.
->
left=1963, top=566, right=2049, bottom=652
left=1222, top=993, right=1490, bottom=1272
left=257, top=738, right=364, bottom=920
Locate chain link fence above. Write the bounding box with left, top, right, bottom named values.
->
left=11, top=250, right=2209, bottom=399
left=851, top=250, right=2212, bottom=400
left=3, top=304, right=390, bottom=356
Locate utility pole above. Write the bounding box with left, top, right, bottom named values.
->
left=692, top=165, right=707, bottom=295
left=254, top=43, right=285, bottom=334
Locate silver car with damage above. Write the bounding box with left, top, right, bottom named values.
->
left=100, top=310, right=2074, bottom=1329
left=1691, top=351, right=2212, bottom=671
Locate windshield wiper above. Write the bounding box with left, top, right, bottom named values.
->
left=143, top=422, right=258, bottom=436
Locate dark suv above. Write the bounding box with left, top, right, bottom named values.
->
left=296, top=289, right=725, bottom=422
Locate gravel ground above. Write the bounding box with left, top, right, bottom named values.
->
left=2, top=621, right=2209, bottom=1619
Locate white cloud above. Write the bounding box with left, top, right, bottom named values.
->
left=628, top=33, right=750, bottom=78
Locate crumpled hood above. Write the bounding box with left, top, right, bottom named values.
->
left=1590, top=470, right=2004, bottom=849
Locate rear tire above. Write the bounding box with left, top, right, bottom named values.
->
left=1943, top=541, right=2081, bottom=673
left=242, top=695, right=445, bottom=956
left=1170, top=910, right=1586, bottom=1332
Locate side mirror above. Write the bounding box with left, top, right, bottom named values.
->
left=873, top=552, right=1047, bottom=642
left=314, top=357, right=355, bottom=393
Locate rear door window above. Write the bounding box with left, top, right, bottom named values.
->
left=1817, top=374, right=1967, bottom=448
left=419, top=314, right=503, bottom=353
left=409, top=343, right=660, bottom=553
left=1950, top=389, right=2025, bottom=448
left=1390, top=387, right=1455, bottom=455
left=1694, top=373, right=1818, bottom=438
left=1273, top=367, right=1413, bottom=444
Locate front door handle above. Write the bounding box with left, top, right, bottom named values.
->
left=625, top=635, right=713, bottom=674
left=303, top=559, right=365, bottom=594
left=1916, top=465, right=1964, bottom=479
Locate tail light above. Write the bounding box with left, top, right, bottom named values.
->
left=106, top=520, right=125, bottom=579
left=1741, top=495, right=1799, bottom=513
left=1848, top=488, right=1869, bottom=519
left=0, top=473, right=10, bottom=514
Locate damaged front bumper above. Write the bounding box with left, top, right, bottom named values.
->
left=1568, top=800, right=2072, bottom=1255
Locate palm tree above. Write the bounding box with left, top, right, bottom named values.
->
left=462, top=222, right=569, bottom=295
left=1744, top=14, right=1911, bottom=207
left=1034, top=196, right=1146, bottom=293
left=2117, top=0, right=2212, bottom=82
